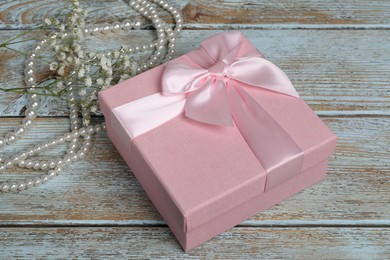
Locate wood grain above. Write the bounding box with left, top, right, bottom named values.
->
left=1, top=0, right=389, bottom=257
left=0, top=117, right=389, bottom=224
left=1, top=29, right=389, bottom=116
left=0, top=227, right=388, bottom=259
left=1, top=0, right=390, bottom=29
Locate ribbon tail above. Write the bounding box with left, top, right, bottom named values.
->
left=185, top=78, right=233, bottom=126
left=228, top=83, right=304, bottom=190
left=112, top=93, right=186, bottom=139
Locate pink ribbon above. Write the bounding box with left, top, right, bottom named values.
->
left=113, top=31, right=304, bottom=189
left=163, top=31, right=299, bottom=126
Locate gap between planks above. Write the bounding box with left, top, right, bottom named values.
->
left=1, top=219, right=389, bottom=228
left=2, top=23, right=390, bottom=31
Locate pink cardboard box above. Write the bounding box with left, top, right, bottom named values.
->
left=99, top=31, right=336, bottom=251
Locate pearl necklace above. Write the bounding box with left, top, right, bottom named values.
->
left=0, top=0, right=183, bottom=193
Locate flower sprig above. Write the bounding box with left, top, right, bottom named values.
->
left=0, top=0, right=139, bottom=116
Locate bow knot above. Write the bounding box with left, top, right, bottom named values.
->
left=208, top=60, right=229, bottom=77
left=162, top=31, right=299, bottom=126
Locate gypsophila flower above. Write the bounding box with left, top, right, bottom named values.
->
left=57, top=66, right=65, bottom=76
left=44, top=18, right=52, bottom=26
left=61, top=45, right=70, bottom=52
left=79, top=88, right=87, bottom=96
left=73, top=44, right=81, bottom=52
left=105, top=77, right=112, bottom=86
left=77, top=50, right=84, bottom=58
left=85, top=77, right=92, bottom=87
left=90, top=105, right=97, bottom=113
left=78, top=67, right=85, bottom=78
left=58, top=52, right=66, bottom=61
left=49, top=62, right=59, bottom=71
left=96, top=78, right=104, bottom=86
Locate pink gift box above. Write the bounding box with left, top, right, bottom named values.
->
left=99, top=31, right=336, bottom=251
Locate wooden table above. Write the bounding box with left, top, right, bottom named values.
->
left=1, top=0, right=389, bottom=258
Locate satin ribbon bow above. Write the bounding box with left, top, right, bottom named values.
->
left=112, top=31, right=304, bottom=189
left=162, top=31, right=299, bottom=127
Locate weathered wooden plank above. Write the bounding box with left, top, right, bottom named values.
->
left=1, top=29, right=389, bottom=116
left=0, top=227, right=388, bottom=258
left=0, top=116, right=389, bottom=224
left=1, top=0, right=390, bottom=29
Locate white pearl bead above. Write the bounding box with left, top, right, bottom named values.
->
left=47, top=170, right=56, bottom=178
left=22, top=118, right=34, bottom=127
left=4, top=159, right=13, bottom=168
left=33, top=178, right=41, bottom=186
left=5, top=133, right=17, bottom=144
left=29, top=101, right=39, bottom=109
left=41, top=175, right=49, bottom=183
left=56, top=158, right=64, bottom=166
left=18, top=160, right=26, bottom=167
left=10, top=183, right=18, bottom=192
left=48, top=160, right=56, bottom=169
left=122, top=20, right=132, bottom=31
left=40, top=162, right=48, bottom=170
left=0, top=138, right=5, bottom=148
left=25, top=68, right=34, bottom=76
left=33, top=162, right=41, bottom=170
left=112, top=22, right=121, bottom=30
left=25, top=109, right=37, bottom=118
left=134, top=20, right=142, bottom=30
left=91, top=27, right=100, bottom=35
left=18, top=182, right=26, bottom=190
left=1, top=183, right=10, bottom=192
left=26, top=179, right=34, bottom=188
left=77, top=150, right=86, bottom=158
left=25, top=160, right=33, bottom=168
left=14, top=126, right=26, bottom=136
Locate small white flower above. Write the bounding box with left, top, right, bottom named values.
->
left=113, top=51, right=120, bottom=59
left=73, top=44, right=81, bottom=52
left=49, top=62, right=58, bottom=71
left=85, top=77, right=92, bottom=87
left=44, top=18, right=51, bottom=26
left=61, top=45, right=70, bottom=52
left=58, top=52, right=66, bottom=61
left=90, top=106, right=97, bottom=113
left=124, top=58, right=130, bottom=68
left=56, top=81, right=64, bottom=88
left=79, top=88, right=87, bottom=96
left=74, top=58, right=81, bottom=65
left=100, top=56, right=107, bottom=66
left=96, top=78, right=104, bottom=85
left=119, top=74, right=130, bottom=83
left=59, top=24, right=65, bottom=31
left=105, top=77, right=112, bottom=86
left=70, top=15, right=77, bottom=24
left=57, top=66, right=65, bottom=76
left=78, top=67, right=85, bottom=78
left=66, top=56, right=73, bottom=63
